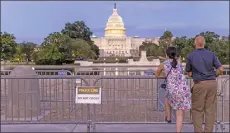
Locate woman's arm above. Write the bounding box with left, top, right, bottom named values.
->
left=155, top=63, right=165, bottom=78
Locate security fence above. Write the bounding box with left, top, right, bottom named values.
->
left=90, top=76, right=229, bottom=132
left=1, top=70, right=73, bottom=76
left=2, top=65, right=229, bottom=76
left=218, top=77, right=230, bottom=132
left=0, top=75, right=229, bottom=132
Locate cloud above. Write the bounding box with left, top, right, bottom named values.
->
left=1, top=1, right=229, bottom=43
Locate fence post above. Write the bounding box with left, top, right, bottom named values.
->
left=220, top=78, right=229, bottom=132
left=220, top=121, right=225, bottom=132
left=215, top=121, right=220, bottom=132
left=87, top=104, right=91, bottom=133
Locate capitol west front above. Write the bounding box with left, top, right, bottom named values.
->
left=91, top=4, right=160, bottom=57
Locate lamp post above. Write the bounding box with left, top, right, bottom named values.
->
left=24, top=54, right=29, bottom=64
left=103, top=58, right=106, bottom=76
left=115, top=58, right=118, bottom=76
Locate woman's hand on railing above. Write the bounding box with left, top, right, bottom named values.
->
left=155, top=74, right=166, bottom=78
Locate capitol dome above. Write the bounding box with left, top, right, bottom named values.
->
left=105, top=3, right=126, bottom=37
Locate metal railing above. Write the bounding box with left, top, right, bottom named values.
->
left=1, top=70, right=73, bottom=76
left=2, top=65, right=229, bottom=76
left=0, top=75, right=229, bottom=132
left=75, top=66, right=229, bottom=76
left=218, top=77, right=230, bottom=132
left=90, top=76, right=229, bottom=132
left=1, top=76, right=89, bottom=127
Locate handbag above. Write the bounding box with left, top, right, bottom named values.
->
left=160, top=66, right=173, bottom=89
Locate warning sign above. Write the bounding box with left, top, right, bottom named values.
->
left=75, top=86, right=101, bottom=104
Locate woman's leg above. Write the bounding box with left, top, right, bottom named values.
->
left=176, top=109, right=184, bottom=132
left=165, top=98, right=171, bottom=121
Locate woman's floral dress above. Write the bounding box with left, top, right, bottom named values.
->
left=163, top=59, right=191, bottom=110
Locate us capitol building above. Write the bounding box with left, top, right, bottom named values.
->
left=91, top=4, right=160, bottom=58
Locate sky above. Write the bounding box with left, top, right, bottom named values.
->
left=1, top=1, right=229, bottom=44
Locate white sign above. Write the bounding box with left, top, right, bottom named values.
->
left=75, top=86, right=101, bottom=104
left=76, top=79, right=81, bottom=84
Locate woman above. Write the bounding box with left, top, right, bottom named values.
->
left=156, top=46, right=191, bottom=132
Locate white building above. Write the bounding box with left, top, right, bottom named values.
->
left=91, top=4, right=160, bottom=57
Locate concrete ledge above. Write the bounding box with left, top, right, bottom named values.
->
left=1, top=124, right=77, bottom=132
left=1, top=123, right=229, bottom=132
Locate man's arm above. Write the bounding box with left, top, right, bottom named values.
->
left=213, top=54, right=223, bottom=77
left=185, top=55, right=192, bottom=77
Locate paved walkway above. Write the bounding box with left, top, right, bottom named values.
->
left=1, top=123, right=229, bottom=132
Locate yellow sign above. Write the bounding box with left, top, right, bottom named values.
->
left=76, top=86, right=101, bottom=104
left=78, top=87, right=99, bottom=94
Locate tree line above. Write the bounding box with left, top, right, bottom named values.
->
left=1, top=21, right=99, bottom=65
left=139, top=31, right=229, bottom=64
left=1, top=20, right=229, bottom=65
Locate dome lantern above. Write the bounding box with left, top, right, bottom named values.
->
left=104, top=3, right=126, bottom=37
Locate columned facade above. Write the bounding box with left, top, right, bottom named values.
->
left=91, top=3, right=159, bottom=57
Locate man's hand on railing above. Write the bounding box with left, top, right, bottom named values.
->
left=216, top=68, right=224, bottom=77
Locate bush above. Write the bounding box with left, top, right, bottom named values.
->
left=35, top=59, right=63, bottom=65
left=118, top=58, right=127, bottom=63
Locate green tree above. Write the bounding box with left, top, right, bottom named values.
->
left=171, top=31, right=229, bottom=64
left=19, top=42, right=37, bottom=64
left=0, top=32, right=17, bottom=61
left=36, top=32, right=72, bottom=65
left=91, top=43, right=100, bottom=59
left=197, top=31, right=220, bottom=50
left=180, top=38, right=195, bottom=61
left=35, top=32, right=97, bottom=65
left=217, top=39, right=229, bottom=64
left=11, top=44, right=24, bottom=63
left=159, top=31, right=173, bottom=57
left=61, top=21, right=100, bottom=58
left=71, top=39, right=97, bottom=59
left=139, top=42, right=164, bottom=57
left=172, top=36, right=187, bottom=51
left=198, top=31, right=229, bottom=64
left=172, top=36, right=195, bottom=61
left=31, top=50, right=39, bottom=63
left=61, top=21, right=93, bottom=41
left=198, top=31, right=220, bottom=44
left=208, top=39, right=229, bottom=64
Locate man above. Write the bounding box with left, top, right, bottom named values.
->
left=185, top=36, right=223, bottom=132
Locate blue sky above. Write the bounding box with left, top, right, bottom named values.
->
left=1, top=1, right=229, bottom=44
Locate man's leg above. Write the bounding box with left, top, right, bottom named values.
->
left=204, top=81, right=217, bottom=132
left=191, top=83, right=206, bottom=132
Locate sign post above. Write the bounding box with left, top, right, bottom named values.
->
left=75, top=86, right=101, bottom=104
left=75, top=86, right=101, bottom=133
